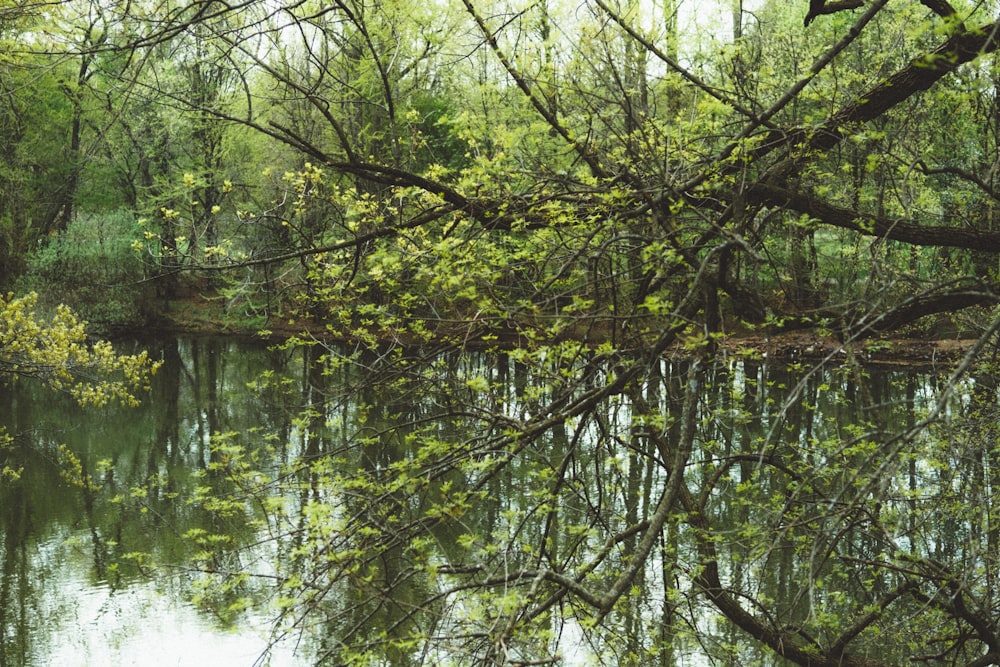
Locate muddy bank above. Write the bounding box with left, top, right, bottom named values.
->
left=721, top=331, right=983, bottom=368
left=151, top=290, right=988, bottom=368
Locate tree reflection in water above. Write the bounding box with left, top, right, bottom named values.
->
left=1, top=337, right=997, bottom=666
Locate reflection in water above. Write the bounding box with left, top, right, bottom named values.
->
left=33, top=541, right=296, bottom=667
left=0, top=337, right=311, bottom=667
left=0, top=337, right=986, bottom=665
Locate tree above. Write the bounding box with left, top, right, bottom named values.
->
left=0, top=292, right=160, bottom=410
left=0, top=290, right=160, bottom=485
left=0, top=9, right=77, bottom=283
left=20, top=0, right=1000, bottom=664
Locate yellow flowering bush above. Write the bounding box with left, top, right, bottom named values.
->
left=0, top=292, right=161, bottom=407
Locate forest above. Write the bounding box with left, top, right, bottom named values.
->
left=4, top=0, right=1000, bottom=664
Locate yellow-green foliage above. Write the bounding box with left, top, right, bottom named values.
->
left=0, top=291, right=161, bottom=407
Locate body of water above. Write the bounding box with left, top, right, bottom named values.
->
left=0, top=336, right=989, bottom=666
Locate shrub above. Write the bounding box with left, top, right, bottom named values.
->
left=17, top=210, right=155, bottom=330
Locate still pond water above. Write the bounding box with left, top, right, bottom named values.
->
left=0, top=336, right=965, bottom=666
left=0, top=337, right=311, bottom=666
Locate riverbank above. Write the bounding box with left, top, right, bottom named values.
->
left=723, top=330, right=979, bottom=368
left=150, top=289, right=983, bottom=368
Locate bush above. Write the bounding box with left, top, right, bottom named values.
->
left=17, top=210, right=155, bottom=330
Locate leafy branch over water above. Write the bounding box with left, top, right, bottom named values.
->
left=0, top=292, right=161, bottom=408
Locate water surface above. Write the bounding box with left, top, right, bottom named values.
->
left=0, top=336, right=974, bottom=666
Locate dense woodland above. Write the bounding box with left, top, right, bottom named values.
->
left=5, top=0, right=1000, bottom=664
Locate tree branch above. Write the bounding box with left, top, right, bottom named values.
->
left=748, top=182, right=1000, bottom=252
left=460, top=0, right=609, bottom=180
left=920, top=0, right=960, bottom=21
left=805, top=0, right=865, bottom=27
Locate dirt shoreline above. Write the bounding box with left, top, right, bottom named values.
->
left=151, top=292, right=984, bottom=367
left=718, top=331, right=981, bottom=368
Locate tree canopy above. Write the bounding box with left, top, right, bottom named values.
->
left=6, top=0, right=1000, bottom=664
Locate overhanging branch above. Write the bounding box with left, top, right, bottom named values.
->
left=748, top=183, right=1000, bottom=252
